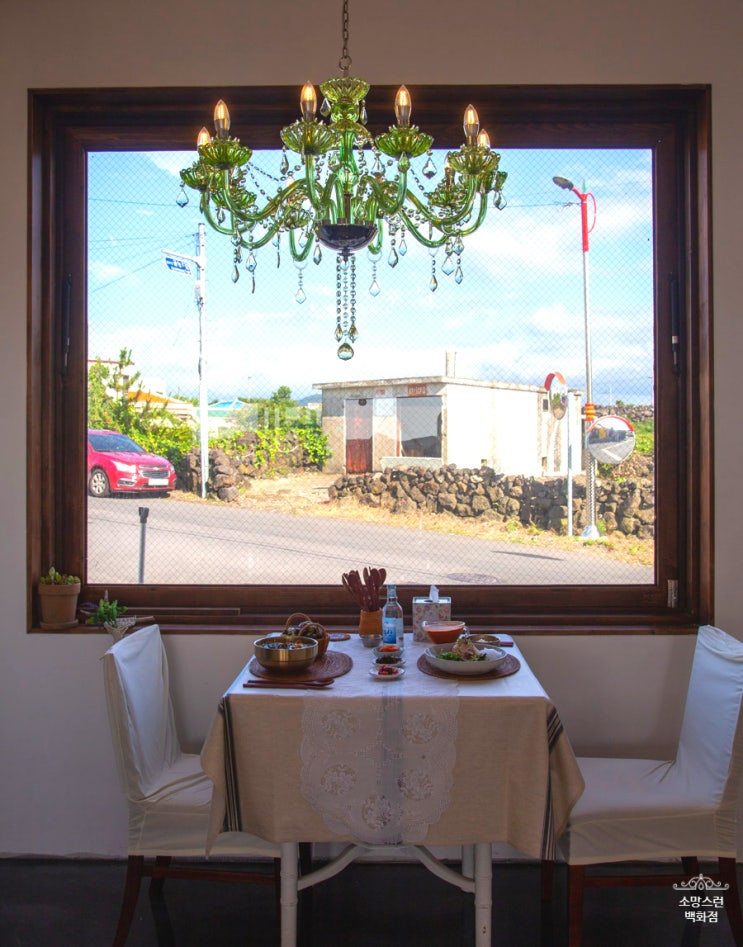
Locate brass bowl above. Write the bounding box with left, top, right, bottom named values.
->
left=253, top=635, right=318, bottom=672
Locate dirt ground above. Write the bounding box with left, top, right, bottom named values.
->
left=176, top=471, right=654, bottom=567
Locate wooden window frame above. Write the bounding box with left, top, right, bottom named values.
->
left=27, top=84, right=712, bottom=634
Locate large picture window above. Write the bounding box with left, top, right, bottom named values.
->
left=28, top=85, right=712, bottom=632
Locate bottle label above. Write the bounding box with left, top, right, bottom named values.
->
left=382, top=616, right=397, bottom=644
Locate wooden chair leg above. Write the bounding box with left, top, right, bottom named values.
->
left=113, top=855, right=145, bottom=947
left=148, top=855, right=172, bottom=899
left=719, top=857, right=743, bottom=946
left=567, top=864, right=585, bottom=947
left=541, top=859, right=555, bottom=902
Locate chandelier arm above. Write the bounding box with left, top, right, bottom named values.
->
left=199, top=195, right=245, bottom=237
left=361, top=170, right=408, bottom=217
left=397, top=210, right=451, bottom=249
left=235, top=224, right=279, bottom=252
left=214, top=170, right=310, bottom=227
left=402, top=177, right=480, bottom=230
left=287, top=227, right=315, bottom=261
left=304, top=155, right=338, bottom=223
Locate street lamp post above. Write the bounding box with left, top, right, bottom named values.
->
left=553, top=175, right=600, bottom=540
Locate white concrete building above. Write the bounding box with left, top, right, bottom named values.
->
left=314, top=374, right=583, bottom=477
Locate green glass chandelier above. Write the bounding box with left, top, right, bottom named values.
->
left=178, top=0, right=507, bottom=360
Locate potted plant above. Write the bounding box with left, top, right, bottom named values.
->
left=86, top=595, right=134, bottom=641
left=38, top=566, right=81, bottom=629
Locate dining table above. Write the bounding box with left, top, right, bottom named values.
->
left=200, top=635, right=584, bottom=946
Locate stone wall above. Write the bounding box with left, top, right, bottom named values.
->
left=179, top=431, right=313, bottom=501
left=328, top=464, right=655, bottom=538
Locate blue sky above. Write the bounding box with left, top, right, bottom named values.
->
left=88, top=145, right=653, bottom=405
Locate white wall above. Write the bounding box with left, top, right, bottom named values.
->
left=1, top=0, right=742, bottom=857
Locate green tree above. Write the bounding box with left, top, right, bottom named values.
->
left=87, top=348, right=195, bottom=465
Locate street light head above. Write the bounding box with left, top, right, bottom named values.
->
left=553, top=175, right=575, bottom=191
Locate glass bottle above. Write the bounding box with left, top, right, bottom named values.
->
left=382, top=583, right=404, bottom=649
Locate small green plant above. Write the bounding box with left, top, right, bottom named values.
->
left=39, top=566, right=80, bottom=585
left=86, top=597, right=127, bottom=626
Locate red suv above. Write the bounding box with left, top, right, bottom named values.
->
left=87, top=429, right=177, bottom=497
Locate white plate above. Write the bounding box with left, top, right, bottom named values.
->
left=424, top=645, right=508, bottom=676
left=369, top=666, right=405, bottom=681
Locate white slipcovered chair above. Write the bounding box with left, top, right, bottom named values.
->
left=558, top=624, right=743, bottom=946
left=103, top=624, right=281, bottom=946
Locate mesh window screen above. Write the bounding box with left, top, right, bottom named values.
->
left=87, top=147, right=654, bottom=586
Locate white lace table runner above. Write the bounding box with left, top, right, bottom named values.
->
left=300, top=692, right=459, bottom=844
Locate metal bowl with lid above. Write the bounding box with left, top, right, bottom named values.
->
left=253, top=635, right=318, bottom=672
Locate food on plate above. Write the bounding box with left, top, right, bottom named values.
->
left=375, top=653, right=403, bottom=665
left=438, top=633, right=487, bottom=662
left=263, top=637, right=313, bottom=650
left=378, top=643, right=400, bottom=653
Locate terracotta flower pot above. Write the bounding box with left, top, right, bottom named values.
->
left=38, top=582, right=81, bottom=629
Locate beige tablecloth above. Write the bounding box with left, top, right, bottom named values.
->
left=201, top=639, right=584, bottom=858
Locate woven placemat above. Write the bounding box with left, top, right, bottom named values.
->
left=248, top=650, right=352, bottom=682
left=416, top=652, right=521, bottom=681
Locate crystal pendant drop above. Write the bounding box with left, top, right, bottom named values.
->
left=246, top=252, right=257, bottom=273
left=334, top=319, right=343, bottom=342
left=280, top=152, right=289, bottom=175
left=455, top=264, right=464, bottom=284
left=216, top=208, right=225, bottom=225
left=232, top=265, right=240, bottom=283
left=442, top=254, right=455, bottom=276
left=369, top=278, right=381, bottom=297
left=349, top=321, right=358, bottom=342
left=422, top=156, right=437, bottom=179
left=359, top=102, right=368, bottom=125
left=372, top=154, right=383, bottom=176
left=296, top=286, right=306, bottom=304
left=176, top=186, right=189, bottom=208
left=399, top=234, right=408, bottom=256
left=320, top=97, right=331, bottom=117
left=430, top=272, right=438, bottom=292
left=313, top=243, right=322, bottom=265
left=337, top=342, right=354, bottom=360
left=388, top=246, right=399, bottom=268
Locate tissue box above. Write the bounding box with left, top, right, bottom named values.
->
left=412, top=596, right=452, bottom=641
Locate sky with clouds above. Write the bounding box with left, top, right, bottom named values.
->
left=88, top=144, right=653, bottom=406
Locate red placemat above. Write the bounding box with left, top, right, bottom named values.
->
left=416, top=652, right=521, bottom=681
left=248, top=650, right=352, bottom=682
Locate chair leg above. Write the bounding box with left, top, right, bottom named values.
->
left=719, top=857, right=743, bottom=946
left=113, top=855, right=145, bottom=947
left=149, top=855, right=172, bottom=899
left=541, top=859, right=555, bottom=902
left=567, top=864, right=585, bottom=947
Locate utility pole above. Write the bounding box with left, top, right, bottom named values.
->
left=163, top=223, right=209, bottom=498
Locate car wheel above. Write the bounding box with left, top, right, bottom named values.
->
left=88, top=468, right=111, bottom=498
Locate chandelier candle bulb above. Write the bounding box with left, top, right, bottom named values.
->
left=213, top=99, right=230, bottom=138
left=197, top=127, right=211, bottom=148
left=477, top=129, right=491, bottom=150
left=463, top=105, right=479, bottom=144
left=394, top=85, right=411, bottom=126
left=301, top=82, right=317, bottom=121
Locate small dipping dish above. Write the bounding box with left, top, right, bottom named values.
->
left=359, top=633, right=382, bottom=649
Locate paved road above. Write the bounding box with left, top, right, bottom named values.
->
left=87, top=495, right=653, bottom=586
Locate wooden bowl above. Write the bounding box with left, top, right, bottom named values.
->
left=422, top=620, right=466, bottom=644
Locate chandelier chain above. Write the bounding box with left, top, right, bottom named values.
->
left=339, top=0, right=352, bottom=75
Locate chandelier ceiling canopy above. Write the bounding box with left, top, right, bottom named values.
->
left=179, top=0, right=507, bottom=359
